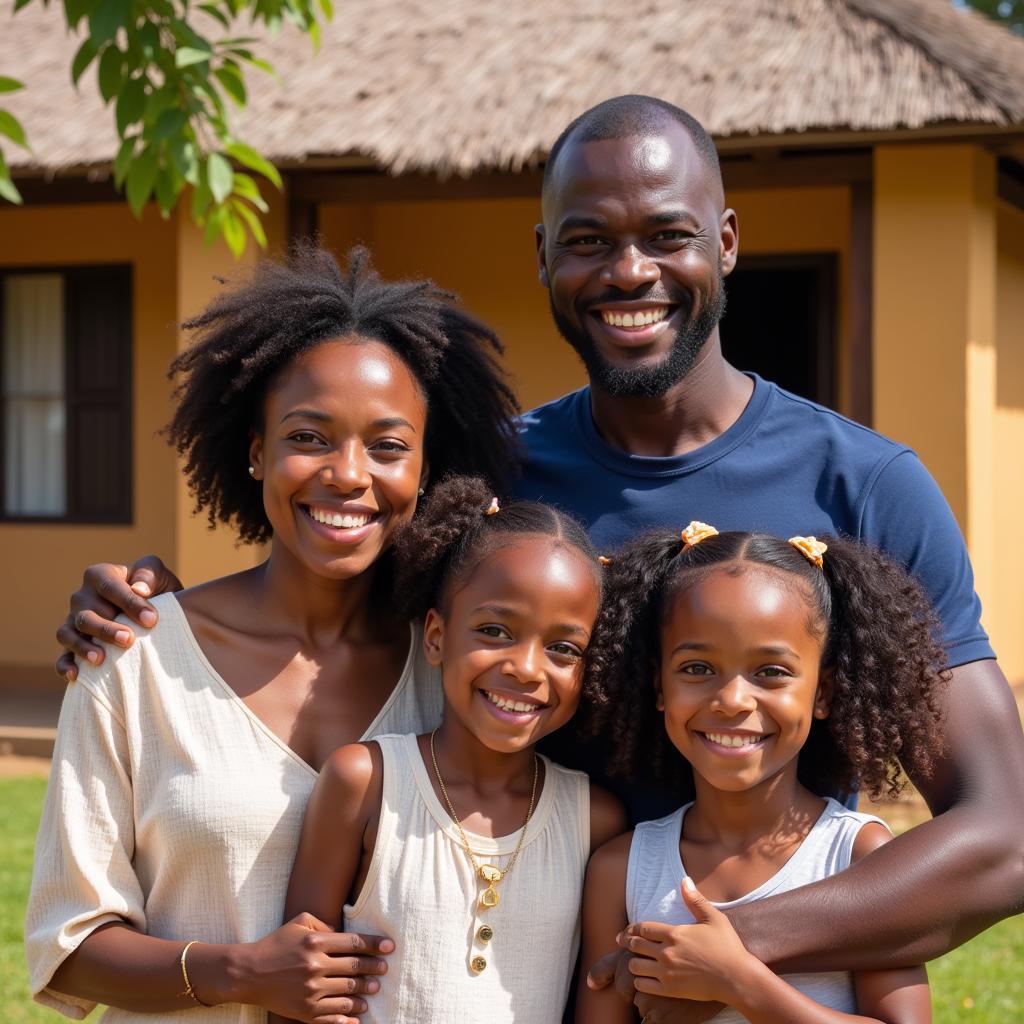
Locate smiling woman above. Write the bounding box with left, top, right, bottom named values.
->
left=24, top=246, right=521, bottom=1023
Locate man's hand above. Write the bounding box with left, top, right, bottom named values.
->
left=55, top=556, right=184, bottom=680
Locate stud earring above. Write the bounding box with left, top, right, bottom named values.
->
left=248, top=466, right=255, bottom=477
left=418, top=487, right=425, bottom=496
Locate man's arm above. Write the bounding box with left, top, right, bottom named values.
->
left=730, top=658, right=1024, bottom=972
left=55, top=557, right=184, bottom=680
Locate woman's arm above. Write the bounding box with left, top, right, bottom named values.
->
left=27, top=675, right=389, bottom=1023
left=575, top=832, right=636, bottom=1024
left=268, top=741, right=391, bottom=1024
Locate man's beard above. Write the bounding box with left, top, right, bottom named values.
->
left=550, top=272, right=728, bottom=398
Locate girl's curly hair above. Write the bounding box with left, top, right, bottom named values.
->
left=392, top=473, right=602, bottom=634
left=165, top=244, right=520, bottom=544
left=586, top=531, right=949, bottom=800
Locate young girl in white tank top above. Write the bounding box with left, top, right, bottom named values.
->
left=273, top=477, right=625, bottom=1024
left=576, top=524, right=948, bottom=1023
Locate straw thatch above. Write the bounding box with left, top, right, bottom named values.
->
left=2, top=0, right=1023, bottom=177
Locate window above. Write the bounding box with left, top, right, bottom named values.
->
left=0, top=266, right=132, bottom=522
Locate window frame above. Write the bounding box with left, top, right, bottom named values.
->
left=0, top=263, right=133, bottom=525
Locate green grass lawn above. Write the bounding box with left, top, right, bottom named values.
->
left=2, top=775, right=1021, bottom=1022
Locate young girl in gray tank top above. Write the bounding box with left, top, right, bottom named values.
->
left=576, top=524, right=948, bottom=1023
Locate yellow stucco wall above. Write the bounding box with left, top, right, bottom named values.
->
left=0, top=203, right=179, bottom=670
left=873, top=144, right=1023, bottom=681
left=994, top=201, right=1024, bottom=683
left=0, top=192, right=286, bottom=673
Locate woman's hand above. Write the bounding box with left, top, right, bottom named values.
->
left=55, top=556, right=183, bottom=680
left=195, top=913, right=393, bottom=1023
left=619, top=878, right=755, bottom=1006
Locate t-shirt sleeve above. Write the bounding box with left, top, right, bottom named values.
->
left=860, top=450, right=995, bottom=667
left=24, top=671, right=146, bottom=1019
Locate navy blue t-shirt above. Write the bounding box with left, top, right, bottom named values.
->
left=515, top=375, right=993, bottom=820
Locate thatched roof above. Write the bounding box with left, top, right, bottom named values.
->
left=3, top=0, right=1024, bottom=177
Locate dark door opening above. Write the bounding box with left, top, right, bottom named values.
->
left=719, top=253, right=837, bottom=409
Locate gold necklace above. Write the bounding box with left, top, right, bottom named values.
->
left=429, top=729, right=540, bottom=970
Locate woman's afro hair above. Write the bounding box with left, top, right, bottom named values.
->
left=165, top=244, right=520, bottom=544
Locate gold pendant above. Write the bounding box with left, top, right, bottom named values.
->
left=479, top=863, right=502, bottom=883
left=480, top=884, right=500, bottom=908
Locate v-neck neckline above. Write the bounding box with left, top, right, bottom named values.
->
left=165, top=593, right=417, bottom=777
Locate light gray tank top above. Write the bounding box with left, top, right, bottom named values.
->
left=627, top=797, right=888, bottom=1021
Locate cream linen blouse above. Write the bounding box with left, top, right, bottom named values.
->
left=25, top=593, right=444, bottom=1022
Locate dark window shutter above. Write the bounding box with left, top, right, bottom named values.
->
left=65, top=267, right=132, bottom=522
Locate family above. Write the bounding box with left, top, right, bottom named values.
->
left=26, top=95, right=1024, bottom=1023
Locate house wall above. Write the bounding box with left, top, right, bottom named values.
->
left=0, top=203, right=179, bottom=680
left=0, top=193, right=286, bottom=683
left=994, top=201, right=1024, bottom=683
left=874, top=144, right=1023, bottom=683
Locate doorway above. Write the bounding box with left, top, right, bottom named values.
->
left=720, top=253, right=837, bottom=408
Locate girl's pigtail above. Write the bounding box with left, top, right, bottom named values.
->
left=812, top=537, right=949, bottom=799
left=586, top=533, right=687, bottom=786
left=392, top=475, right=494, bottom=621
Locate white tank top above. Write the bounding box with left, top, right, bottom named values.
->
left=627, top=797, right=889, bottom=1021
left=344, top=732, right=590, bottom=1023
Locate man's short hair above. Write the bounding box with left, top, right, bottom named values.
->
left=543, top=94, right=722, bottom=194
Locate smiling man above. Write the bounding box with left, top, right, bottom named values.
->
left=54, top=96, right=1024, bottom=1021
left=512, top=96, right=1024, bottom=1020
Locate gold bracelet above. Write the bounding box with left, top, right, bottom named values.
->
left=178, top=940, right=212, bottom=1007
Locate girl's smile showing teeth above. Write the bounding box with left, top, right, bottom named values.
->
left=480, top=688, right=548, bottom=721
left=697, top=730, right=770, bottom=755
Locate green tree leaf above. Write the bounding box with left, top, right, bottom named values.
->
left=88, top=0, right=131, bottom=45
left=70, top=38, right=98, bottom=86
left=112, top=135, right=136, bottom=188
left=231, top=171, right=269, bottom=212
left=0, top=110, right=29, bottom=149
left=0, top=77, right=24, bottom=94
left=221, top=206, right=247, bottom=256
left=154, top=165, right=178, bottom=217
left=115, top=75, right=147, bottom=134
left=176, top=47, right=213, bottom=68
left=232, top=196, right=268, bottom=247
left=125, top=146, right=159, bottom=215
left=149, top=107, right=187, bottom=143
left=225, top=140, right=282, bottom=188
left=0, top=148, right=23, bottom=204
left=97, top=44, right=124, bottom=103
left=214, top=64, right=246, bottom=104
left=207, top=151, right=234, bottom=203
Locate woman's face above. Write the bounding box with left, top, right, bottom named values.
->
left=249, top=336, right=429, bottom=581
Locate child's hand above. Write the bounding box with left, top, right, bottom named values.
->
left=618, top=877, right=757, bottom=1005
